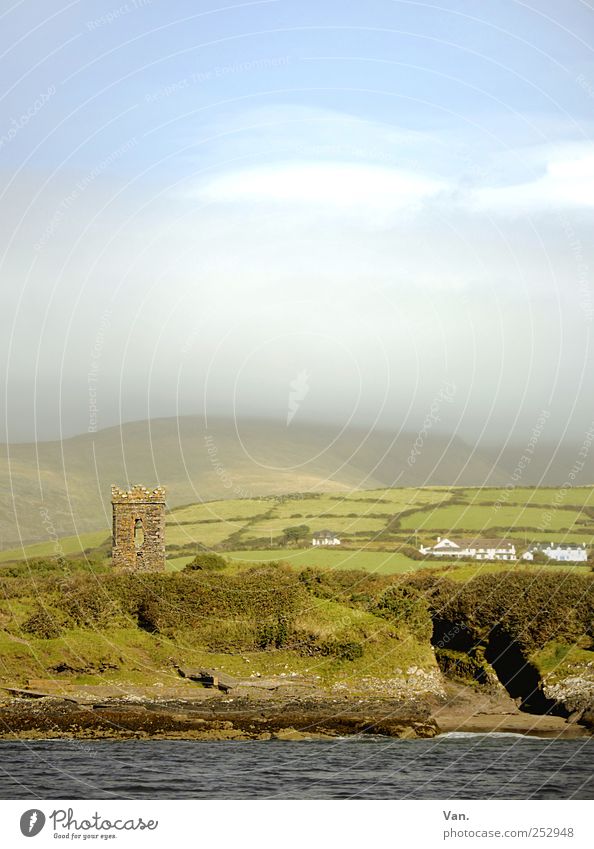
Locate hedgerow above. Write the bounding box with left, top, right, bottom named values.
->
left=56, top=568, right=305, bottom=637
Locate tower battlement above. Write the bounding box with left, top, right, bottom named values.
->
left=111, top=484, right=166, bottom=504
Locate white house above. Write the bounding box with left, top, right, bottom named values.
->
left=419, top=537, right=461, bottom=557
left=312, top=530, right=341, bottom=547
left=419, top=536, right=517, bottom=561
left=522, top=542, right=588, bottom=563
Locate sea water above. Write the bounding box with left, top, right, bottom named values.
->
left=0, top=735, right=592, bottom=799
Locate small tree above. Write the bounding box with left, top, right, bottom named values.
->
left=282, top=525, right=310, bottom=544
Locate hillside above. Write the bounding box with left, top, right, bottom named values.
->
left=1, top=415, right=593, bottom=549
left=0, top=554, right=592, bottom=739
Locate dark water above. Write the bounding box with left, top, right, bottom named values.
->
left=1, top=734, right=592, bottom=800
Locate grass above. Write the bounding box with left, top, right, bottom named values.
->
left=400, top=502, right=592, bottom=536
left=242, top=515, right=388, bottom=539
left=223, top=548, right=430, bottom=574
left=164, top=521, right=243, bottom=547
left=431, top=561, right=589, bottom=583
left=457, top=486, right=594, bottom=507
left=271, top=497, right=397, bottom=518
left=168, top=499, right=269, bottom=522
left=351, top=488, right=455, bottom=506
left=0, top=530, right=109, bottom=564
left=214, top=550, right=591, bottom=582
left=533, top=640, right=594, bottom=681
left=0, top=568, right=437, bottom=691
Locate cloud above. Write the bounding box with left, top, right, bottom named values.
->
left=193, top=160, right=448, bottom=218
left=471, top=149, right=594, bottom=213
left=185, top=106, right=594, bottom=220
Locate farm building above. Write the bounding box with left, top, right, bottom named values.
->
left=312, top=530, right=341, bottom=546
left=522, top=542, right=588, bottom=562
left=419, top=536, right=517, bottom=561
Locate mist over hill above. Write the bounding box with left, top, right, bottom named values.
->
left=0, top=415, right=592, bottom=548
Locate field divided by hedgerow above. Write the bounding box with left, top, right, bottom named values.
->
left=1, top=486, right=593, bottom=565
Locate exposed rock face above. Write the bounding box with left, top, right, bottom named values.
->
left=331, top=669, right=446, bottom=701
left=0, top=696, right=438, bottom=740
left=579, top=707, right=594, bottom=731
left=542, top=675, right=594, bottom=715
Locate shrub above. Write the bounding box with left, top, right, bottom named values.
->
left=183, top=552, right=228, bottom=572
left=298, top=567, right=391, bottom=607
left=58, top=575, right=127, bottom=628
left=320, top=638, right=364, bottom=661
left=376, top=584, right=433, bottom=640
left=45, top=569, right=305, bottom=647
left=21, top=606, right=63, bottom=639
left=435, top=647, right=491, bottom=686
left=2, top=557, right=67, bottom=579
left=396, top=544, right=426, bottom=561
left=256, top=615, right=291, bottom=649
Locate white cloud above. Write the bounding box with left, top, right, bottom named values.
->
left=194, top=160, right=447, bottom=216
left=471, top=149, right=594, bottom=213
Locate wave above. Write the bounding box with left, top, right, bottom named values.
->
left=436, top=731, right=531, bottom=740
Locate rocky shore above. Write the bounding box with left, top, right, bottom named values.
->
left=0, top=694, right=438, bottom=740
left=0, top=679, right=591, bottom=740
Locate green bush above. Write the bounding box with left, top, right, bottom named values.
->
left=58, top=575, right=126, bottom=628
left=183, top=552, right=228, bottom=572
left=256, top=615, right=291, bottom=649
left=395, top=544, right=426, bottom=561
left=21, top=605, right=63, bottom=639
left=376, top=583, right=433, bottom=640
left=435, top=647, right=491, bottom=685
left=2, top=557, right=67, bottom=579
left=298, top=567, right=391, bottom=607
left=320, top=638, right=364, bottom=661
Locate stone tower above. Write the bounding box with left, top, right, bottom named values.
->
left=111, top=485, right=166, bottom=571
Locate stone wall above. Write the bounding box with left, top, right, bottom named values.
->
left=111, top=485, right=166, bottom=571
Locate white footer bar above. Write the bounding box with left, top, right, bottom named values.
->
left=0, top=799, right=591, bottom=848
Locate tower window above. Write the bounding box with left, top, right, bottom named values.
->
left=134, top=518, right=145, bottom=550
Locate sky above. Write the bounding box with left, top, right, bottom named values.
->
left=0, top=0, right=593, bottom=450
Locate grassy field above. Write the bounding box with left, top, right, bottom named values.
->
left=167, top=550, right=591, bottom=581
left=242, top=515, right=389, bottom=539
left=165, top=521, right=246, bottom=547
left=0, top=530, right=109, bottom=564
left=165, top=486, right=594, bottom=549
left=455, top=487, right=594, bottom=507
left=399, top=503, right=581, bottom=533
left=2, top=485, right=593, bottom=567
left=428, top=560, right=589, bottom=582
left=169, top=499, right=270, bottom=523
left=168, top=548, right=425, bottom=574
